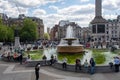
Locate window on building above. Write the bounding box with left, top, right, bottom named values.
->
left=115, top=31, right=117, bottom=34
left=97, top=24, right=105, bottom=33
left=92, top=25, right=96, bottom=33
left=106, top=27, right=108, bottom=30
left=107, top=24, right=108, bottom=27
left=106, top=31, right=108, bottom=34
left=112, top=31, right=113, bottom=34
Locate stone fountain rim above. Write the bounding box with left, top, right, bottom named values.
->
left=63, top=38, right=77, bottom=40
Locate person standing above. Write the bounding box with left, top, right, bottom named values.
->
left=7, top=52, right=11, bottom=61
left=89, top=58, right=95, bottom=74
left=35, top=63, right=40, bottom=80
left=19, top=54, right=23, bottom=64
left=20, top=49, right=24, bottom=64
left=114, top=57, right=120, bottom=72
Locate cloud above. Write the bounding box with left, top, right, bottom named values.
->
left=80, top=0, right=89, bottom=2
left=104, top=14, right=118, bottom=20
left=32, top=9, right=46, bottom=17
left=0, top=0, right=28, bottom=17
left=103, top=0, right=120, bottom=10
left=49, top=5, right=59, bottom=11
left=8, top=0, right=41, bottom=7
left=6, top=0, right=61, bottom=8
left=58, top=4, right=94, bottom=15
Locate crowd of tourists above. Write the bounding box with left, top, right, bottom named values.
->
left=0, top=47, right=24, bottom=64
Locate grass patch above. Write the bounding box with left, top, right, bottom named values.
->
left=93, top=53, right=106, bottom=64
left=24, top=50, right=43, bottom=60
left=92, top=49, right=106, bottom=64
left=58, top=53, right=84, bottom=64
left=111, top=49, right=120, bottom=54
left=92, top=49, right=108, bottom=53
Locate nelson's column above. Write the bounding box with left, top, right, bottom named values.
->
left=90, top=0, right=108, bottom=48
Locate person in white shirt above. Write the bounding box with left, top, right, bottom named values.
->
left=62, top=57, right=67, bottom=69
left=84, top=59, right=89, bottom=73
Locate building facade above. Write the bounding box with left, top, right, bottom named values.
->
left=50, top=24, right=59, bottom=40
left=50, top=20, right=86, bottom=41
left=107, top=16, right=120, bottom=46
left=0, top=13, right=9, bottom=26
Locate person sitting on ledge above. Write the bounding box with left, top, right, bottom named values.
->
left=7, top=52, right=11, bottom=61
left=62, top=57, right=67, bottom=69
left=84, top=59, right=89, bottom=72
left=109, top=62, right=113, bottom=69
left=75, top=58, right=81, bottom=71
left=13, top=52, right=19, bottom=62
left=50, top=54, right=54, bottom=65
left=42, top=55, right=47, bottom=65
left=54, top=56, right=57, bottom=63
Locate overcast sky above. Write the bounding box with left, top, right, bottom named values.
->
left=0, top=0, right=120, bottom=32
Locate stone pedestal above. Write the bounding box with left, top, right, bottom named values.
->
left=14, top=37, right=21, bottom=49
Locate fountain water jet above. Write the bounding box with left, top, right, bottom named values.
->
left=57, top=25, right=84, bottom=53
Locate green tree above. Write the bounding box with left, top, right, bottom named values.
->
left=44, top=33, right=50, bottom=40
left=0, top=24, right=14, bottom=42
left=0, top=25, right=8, bottom=42
left=20, top=18, right=38, bottom=42
left=0, top=18, right=14, bottom=42
left=7, top=27, right=14, bottom=42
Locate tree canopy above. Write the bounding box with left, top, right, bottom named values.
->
left=20, top=18, right=38, bottom=42
left=44, top=33, right=50, bottom=40
left=0, top=18, right=14, bottom=42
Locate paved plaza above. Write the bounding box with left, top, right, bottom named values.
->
left=0, top=61, right=120, bottom=80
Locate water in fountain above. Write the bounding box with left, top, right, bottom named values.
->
left=81, top=50, right=92, bottom=64
left=66, top=25, right=74, bottom=38
left=43, top=48, right=57, bottom=60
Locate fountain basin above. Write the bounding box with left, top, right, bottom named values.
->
left=57, top=45, right=84, bottom=53
left=63, top=38, right=77, bottom=45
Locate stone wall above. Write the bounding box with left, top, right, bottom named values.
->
left=25, top=60, right=115, bottom=73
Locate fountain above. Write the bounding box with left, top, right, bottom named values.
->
left=57, top=25, right=84, bottom=53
